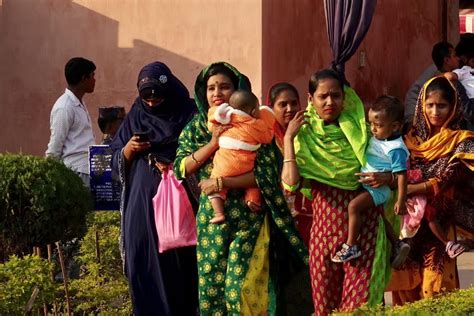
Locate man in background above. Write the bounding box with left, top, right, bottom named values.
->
left=404, top=41, right=459, bottom=124
left=46, top=57, right=96, bottom=186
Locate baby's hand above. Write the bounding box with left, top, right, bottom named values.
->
left=247, top=201, right=262, bottom=213
left=443, top=72, right=458, bottom=82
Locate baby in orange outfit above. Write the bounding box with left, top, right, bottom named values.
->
left=208, top=90, right=275, bottom=223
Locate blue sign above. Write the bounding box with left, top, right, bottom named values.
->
left=89, top=145, right=121, bottom=211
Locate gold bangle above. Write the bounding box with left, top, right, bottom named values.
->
left=423, top=182, right=428, bottom=194
left=428, top=178, right=440, bottom=195
left=214, top=177, right=223, bottom=192
left=283, top=158, right=296, bottom=163
left=191, top=152, right=201, bottom=164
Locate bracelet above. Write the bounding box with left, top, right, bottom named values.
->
left=283, top=158, right=296, bottom=163
left=191, top=152, right=201, bottom=164
left=423, top=182, right=428, bottom=194
left=214, top=177, right=223, bottom=192
left=428, top=178, right=440, bottom=196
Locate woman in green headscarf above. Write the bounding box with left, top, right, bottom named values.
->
left=282, top=69, right=392, bottom=315
left=174, top=62, right=308, bottom=315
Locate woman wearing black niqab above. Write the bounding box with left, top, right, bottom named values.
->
left=110, top=61, right=198, bottom=315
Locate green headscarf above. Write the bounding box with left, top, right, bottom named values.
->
left=294, top=86, right=368, bottom=190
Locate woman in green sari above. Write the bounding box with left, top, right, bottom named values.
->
left=174, top=62, right=308, bottom=315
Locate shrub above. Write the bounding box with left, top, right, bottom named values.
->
left=69, top=211, right=131, bottom=314
left=333, top=287, right=474, bottom=315
left=0, top=254, right=56, bottom=315
left=0, top=154, right=92, bottom=257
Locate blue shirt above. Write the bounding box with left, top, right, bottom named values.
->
left=361, top=136, right=409, bottom=174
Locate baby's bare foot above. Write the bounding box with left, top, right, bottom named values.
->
left=210, top=214, right=226, bottom=224
left=247, top=201, right=262, bottom=213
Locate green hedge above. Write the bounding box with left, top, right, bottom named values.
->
left=0, top=254, right=56, bottom=315
left=333, top=287, right=474, bottom=315
left=0, top=154, right=91, bottom=257
left=69, top=211, right=131, bottom=314
left=0, top=212, right=131, bottom=314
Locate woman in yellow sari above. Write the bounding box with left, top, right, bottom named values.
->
left=388, top=76, right=474, bottom=304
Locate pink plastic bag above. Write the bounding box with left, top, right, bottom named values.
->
left=400, top=168, right=426, bottom=238
left=153, top=167, right=197, bottom=253
left=400, top=195, right=427, bottom=238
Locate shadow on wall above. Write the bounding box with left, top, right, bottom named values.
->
left=0, top=0, right=204, bottom=155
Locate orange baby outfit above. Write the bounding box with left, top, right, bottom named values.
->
left=208, top=103, right=275, bottom=204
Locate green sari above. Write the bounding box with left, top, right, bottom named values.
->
left=294, top=86, right=390, bottom=310
left=174, top=62, right=308, bottom=315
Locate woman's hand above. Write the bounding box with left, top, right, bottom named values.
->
left=126, top=136, right=151, bottom=153
left=199, top=178, right=218, bottom=195
left=355, top=172, right=392, bottom=188
left=285, top=111, right=306, bottom=140
left=123, top=136, right=151, bottom=162
left=281, top=112, right=305, bottom=187
left=184, top=125, right=232, bottom=177
left=210, top=125, right=232, bottom=150
left=155, top=162, right=169, bottom=174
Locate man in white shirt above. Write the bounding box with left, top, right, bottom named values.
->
left=46, top=57, right=96, bottom=186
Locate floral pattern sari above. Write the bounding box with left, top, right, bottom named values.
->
left=174, top=62, right=308, bottom=315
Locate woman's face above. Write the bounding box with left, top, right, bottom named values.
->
left=272, top=90, right=301, bottom=128
left=206, top=74, right=235, bottom=107
left=424, top=90, right=452, bottom=131
left=308, top=78, right=344, bottom=123
left=143, top=97, right=165, bottom=107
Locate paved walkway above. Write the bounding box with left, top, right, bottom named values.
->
left=458, top=251, right=474, bottom=288
left=384, top=251, right=474, bottom=306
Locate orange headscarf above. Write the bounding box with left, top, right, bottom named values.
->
left=405, top=76, right=474, bottom=171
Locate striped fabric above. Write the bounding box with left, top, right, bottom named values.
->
left=460, top=14, right=473, bottom=33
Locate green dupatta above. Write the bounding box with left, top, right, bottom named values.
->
left=294, top=86, right=367, bottom=190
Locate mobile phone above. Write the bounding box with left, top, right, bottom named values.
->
left=133, top=131, right=150, bottom=142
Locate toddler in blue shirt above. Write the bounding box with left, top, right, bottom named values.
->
left=332, top=96, right=410, bottom=266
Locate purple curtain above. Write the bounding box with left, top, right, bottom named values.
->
left=324, top=0, right=377, bottom=85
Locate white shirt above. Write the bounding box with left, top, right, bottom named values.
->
left=453, top=65, right=474, bottom=99
left=46, top=88, right=95, bottom=174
